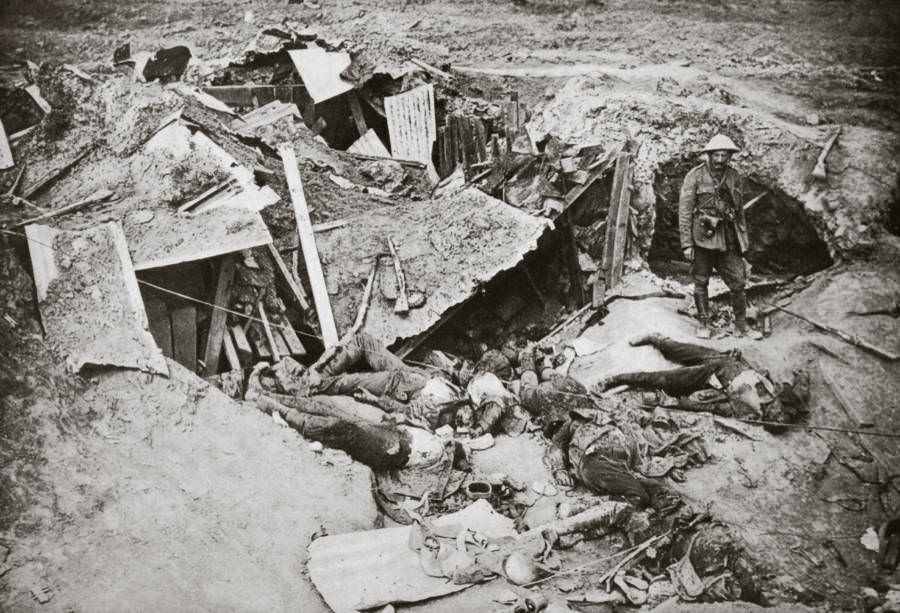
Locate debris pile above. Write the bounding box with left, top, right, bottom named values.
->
left=1, top=16, right=899, bottom=613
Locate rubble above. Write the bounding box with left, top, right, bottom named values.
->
left=2, top=5, right=899, bottom=613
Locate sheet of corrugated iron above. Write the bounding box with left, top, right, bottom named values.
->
left=384, top=84, right=436, bottom=166
left=307, top=500, right=515, bottom=612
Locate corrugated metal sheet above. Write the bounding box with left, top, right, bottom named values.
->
left=307, top=500, right=515, bottom=612
left=347, top=128, right=391, bottom=158
left=25, top=222, right=168, bottom=375
left=316, top=187, right=553, bottom=347
left=384, top=84, right=436, bottom=166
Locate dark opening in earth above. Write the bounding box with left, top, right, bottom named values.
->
left=649, top=157, right=833, bottom=279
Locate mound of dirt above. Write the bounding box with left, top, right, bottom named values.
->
left=0, top=350, right=378, bottom=612
left=527, top=69, right=900, bottom=260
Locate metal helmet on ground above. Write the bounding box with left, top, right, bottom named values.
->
left=702, top=134, right=740, bottom=153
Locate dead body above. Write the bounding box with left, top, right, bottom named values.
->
left=596, top=333, right=810, bottom=426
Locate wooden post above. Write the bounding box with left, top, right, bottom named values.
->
left=601, top=151, right=631, bottom=289
left=202, top=254, right=236, bottom=375
left=258, top=301, right=280, bottom=362
left=347, top=92, right=368, bottom=138
left=267, top=243, right=310, bottom=311
left=230, top=325, right=253, bottom=364
left=608, top=157, right=633, bottom=288
left=278, top=143, right=339, bottom=348
left=222, top=333, right=242, bottom=371
left=171, top=305, right=198, bottom=371
left=562, top=212, right=585, bottom=307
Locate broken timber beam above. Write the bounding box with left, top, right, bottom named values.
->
left=202, top=254, right=236, bottom=375
left=347, top=92, right=368, bottom=138
left=257, top=301, right=281, bottom=362
left=386, top=237, right=410, bottom=314
left=278, top=143, right=339, bottom=348
left=202, top=85, right=308, bottom=108
left=601, top=151, right=632, bottom=289
left=171, top=305, right=198, bottom=371
left=266, top=243, right=310, bottom=311
left=230, top=324, right=253, bottom=364
left=222, top=333, right=241, bottom=371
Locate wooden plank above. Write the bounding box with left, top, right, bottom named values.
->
left=202, top=255, right=236, bottom=375
left=562, top=213, right=585, bottom=307
left=145, top=299, right=174, bottom=358
left=347, top=92, right=368, bottom=138
left=278, top=143, right=339, bottom=348
left=601, top=152, right=629, bottom=288
left=257, top=301, right=281, bottom=362
left=279, top=320, right=307, bottom=358
left=247, top=322, right=273, bottom=361
left=222, top=332, right=241, bottom=371
left=273, top=328, right=291, bottom=359
left=0, top=119, right=13, bottom=170
left=171, top=305, right=198, bottom=371
left=267, top=243, right=310, bottom=311
left=608, top=156, right=633, bottom=288
left=201, top=85, right=308, bottom=107
left=230, top=325, right=253, bottom=364
left=386, top=237, right=410, bottom=314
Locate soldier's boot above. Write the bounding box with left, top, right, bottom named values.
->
left=694, top=286, right=712, bottom=339
left=732, top=289, right=762, bottom=340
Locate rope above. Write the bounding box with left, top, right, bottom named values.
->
left=7, top=229, right=900, bottom=440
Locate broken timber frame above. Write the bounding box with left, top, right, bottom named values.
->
left=267, top=243, right=310, bottom=311
left=202, top=254, right=236, bottom=376
left=278, top=143, right=340, bottom=348
left=599, top=150, right=633, bottom=294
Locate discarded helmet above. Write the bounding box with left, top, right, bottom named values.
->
left=702, top=134, right=740, bottom=153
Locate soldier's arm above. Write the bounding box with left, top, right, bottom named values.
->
left=678, top=169, right=697, bottom=251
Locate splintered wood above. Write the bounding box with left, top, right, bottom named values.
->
left=384, top=84, right=436, bottom=168
left=600, top=151, right=633, bottom=290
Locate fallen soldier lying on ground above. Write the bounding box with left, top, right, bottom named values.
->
left=594, top=333, right=810, bottom=427
left=514, top=354, right=701, bottom=508
left=314, top=332, right=528, bottom=436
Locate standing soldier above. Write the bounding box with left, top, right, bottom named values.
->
left=679, top=134, right=761, bottom=340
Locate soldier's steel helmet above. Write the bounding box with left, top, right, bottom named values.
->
left=702, top=134, right=740, bottom=153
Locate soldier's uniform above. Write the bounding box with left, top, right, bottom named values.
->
left=678, top=135, right=754, bottom=336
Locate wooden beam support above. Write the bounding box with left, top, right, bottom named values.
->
left=202, top=254, right=236, bottom=376
left=601, top=151, right=632, bottom=290
left=266, top=243, right=310, bottom=311
left=201, top=85, right=308, bottom=107
left=347, top=92, right=368, bottom=138
left=257, top=301, right=281, bottom=362
left=222, top=333, right=242, bottom=371
left=230, top=324, right=253, bottom=364
left=171, top=305, right=198, bottom=371
left=146, top=299, right=173, bottom=358
left=608, top=156, right=633, bottom=289
left=278, top=143, right=340, bottom=348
